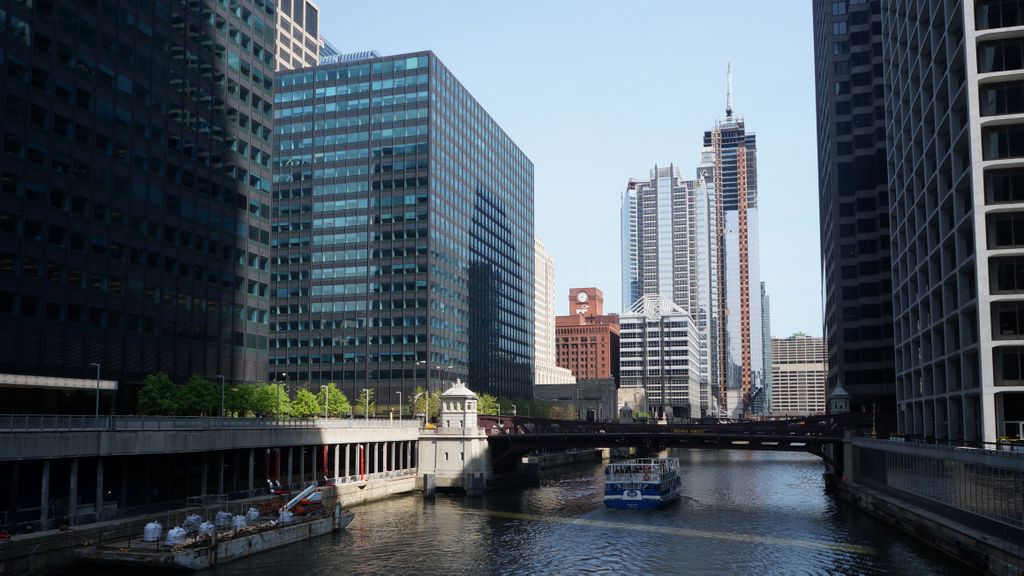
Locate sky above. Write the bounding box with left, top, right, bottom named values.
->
left=321, top=0, right=823, bottom=338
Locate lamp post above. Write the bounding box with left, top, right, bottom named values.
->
left=216, top=375, right=225, bottom=417
left=361, top=388, right=371, bottom=421
left=277, top=372, right=287, bottom=419
left=89, top=363, right=101, bottom=418
left=512, top=404, right=517, bottom=417
left=395, top=391, right=402, bottom=419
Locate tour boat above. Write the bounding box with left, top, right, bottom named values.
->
left=603, top=457, right=682, bottom=510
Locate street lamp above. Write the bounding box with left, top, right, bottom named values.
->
left=361, top=388, right=372, bottom=421
left=277, top=372, right=287, bottom=419
left=89, top=363, right=101, bottom=418
left=395, top=391, right=402, bottom=419
left=216, top=375, right=225, bottom=417
left=511, top=404, right=517, bottom=417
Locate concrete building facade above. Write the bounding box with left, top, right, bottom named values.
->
left=275, top=0, right=320, bottom=70
left=534, top=238, right=575, bottom=385
left=619, top=294, right=706, bottom=420
left=882, top=0, right=1024, bottom=442
left=771, top=334, right=827, bottom=417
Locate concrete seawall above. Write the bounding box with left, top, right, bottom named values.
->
left=838, top=482, right=1023, bottom=576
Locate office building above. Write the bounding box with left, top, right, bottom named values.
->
left=704, top=67, right=764, bottom=417
left=753, top=282, right=773, bottom=415
left=620, top=164, right=718, bottom=408
left=812, top=0, right=897, bottom=432
left=619, top=294, right=705, bottom=420
left=275, top=0, right=320, bottom=70
left=771, top=334, right=827, bottom=416
left=0, top=0, right=277, bottom=411
left=881, top=0, right=1024, bottom=442
left=271, top=51, right=535, bottom=403
left=555, top=288, right=619, bottom=383
left=535, top=238, right=575, bottom=385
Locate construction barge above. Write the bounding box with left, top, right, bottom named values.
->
left=75, top=484, right=353, bottom=571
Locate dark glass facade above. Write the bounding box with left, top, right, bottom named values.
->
left=0, top=0, right=276, bottom=411
left=813, top=0, right=896, bottom=432
left=271, top=51, right=534, bottom=402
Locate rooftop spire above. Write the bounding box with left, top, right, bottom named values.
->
left=726, top=62, right=733, bottom=117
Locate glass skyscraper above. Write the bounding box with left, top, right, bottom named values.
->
left=0, top=0, right=277, bottom=411
left=271, top=51, right=534, bottom=403
left=704, top=71, right=764, bottom=418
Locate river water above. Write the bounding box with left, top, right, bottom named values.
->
left=200, top=450, right=972, bottom=575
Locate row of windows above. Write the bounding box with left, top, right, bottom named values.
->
left=271, top=316, right=427, bottom=331
left=271, top=333, right=426, bottom=348
left=276, top=55, right=428, bottom=88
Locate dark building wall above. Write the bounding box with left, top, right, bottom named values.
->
left=813, top=0, right=896, bottom=432
left=0, top=0, right=276, bottom=411
left=270, top=52, right=534, bottom=403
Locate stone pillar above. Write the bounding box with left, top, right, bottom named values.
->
left=344, top=444, right=350, bottom=479
left=94, top=459, right=103, bottom=522
left=40, top=460, right=50, bottom=529
left=68, top=458, right=78, bottom=526
left=407, top=442, right=413, bottom=469
left=247, top=449, right=255, bottom=497
left=390, top=442, right=396, bottom=472
left=372, top=442, right=378, bottom=475
left=333, top=445, right=340, bottom=480
left=287, top=447, right=294, bottom=487
left=201, top=454, right=208, bottom=497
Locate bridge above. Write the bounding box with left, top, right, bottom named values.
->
left=477, top=414, right=853, bottom=474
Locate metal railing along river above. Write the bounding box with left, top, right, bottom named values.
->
left=0, top=414, right=422, bottom=432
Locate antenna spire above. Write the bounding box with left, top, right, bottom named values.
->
left=726, top=62, right=733, bottom=117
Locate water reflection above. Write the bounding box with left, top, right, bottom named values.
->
left=183, top=450, right=977, bottom=575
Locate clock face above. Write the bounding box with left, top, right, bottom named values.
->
left=576, top=292, right=588, bottom=304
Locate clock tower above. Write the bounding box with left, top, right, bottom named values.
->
left=569, top=287, right=603, bottom=318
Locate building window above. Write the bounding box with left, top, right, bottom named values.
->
left=833, top=21, right=848, bottom=34
left=980, top=80, right=1024, bottom=116
left=990, top=256, right=1024, bottom=293
left=978, top=37, right=1024, bottom=73
left=976, top=0, right=1024, bottom=30
left=986, top=168, right=1024, bottom=204
left=832, top=1, right=847, bottom=15
left=995, top=346, right=1024, bottom=385
left=989, top=212, right=1024, bottom=248
left=993, top=301, right=1024, bottom=339
left=983, top=125, right=1024, bottom=160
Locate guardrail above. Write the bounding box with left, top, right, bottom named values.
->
left=0, top=414, right=422, bottom=432
left=874, top=436, right=1024, bottom=458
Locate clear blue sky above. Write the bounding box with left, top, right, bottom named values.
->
left=321, top=1, right=822, bottom=338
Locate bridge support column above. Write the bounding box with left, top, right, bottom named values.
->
left=201, top=454, right=208, bottom=497
left=40, top=460, right=49, bottom=529
left=311, top=445, right=317, bottom=484
left=94, top=458, right=103, bottom=521
left=344, top=444, right=350, bottom=479
left=372, top=442, right=378, bottom=475
left=68, top=458, right=78, bottom=526
left=390, top=442, right=396, bottom=472
left=247, top=449, right=254, bottom=497
left=333, top=445, right=339, bottom=480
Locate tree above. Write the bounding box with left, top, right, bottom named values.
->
left=317, top=382, right=350, bottom=417
left=477, top=393, right=499, bottom=415
left=355, top=388, right=376, bottom=417
left=411, top=386, right=441, bottom=420
left=291, top=388, right=321, bottom=418
left=226, top=383, right=260, bottom=417
left=177, top=375, right=218, bottom=416
left=137, top=372, right=179, bottom=415
left=252, top=383, right=290, bottom=417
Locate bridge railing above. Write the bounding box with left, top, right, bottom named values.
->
left=476, top=414, right=848, bottom=439
left=0, top=414, right=422, bottom=432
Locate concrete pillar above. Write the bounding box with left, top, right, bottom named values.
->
left=344, top=444, right=350, bottom=479
left=390, top=442, right=396, bottom=472
left=201, top=454, right=208, bottom=497
left=94, top=459, right=103, bottom=522
left=373, top=442, right=378, bottom=475
left=407, top=442, right=413, bottom=469
left=333, top=445, right=340, bottom=480
left=218, top=452, right=225, bottom=495
left=247, top=449, right=254, bottom=497
left=287, top=447, right=294, bottom=487
left=311, top=445, right=318, bottom=484
left=68, top=458, right=78, bottom=526
left=40, top=460, right=50, bottom=529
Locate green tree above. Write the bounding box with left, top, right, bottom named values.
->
left=411, top=386, right=441, bottom=420
left=317, top=382, right=350, bottom=417
left=291, top=388, right=320, bottom=418
left=226, top=383, right=259, bottom=417
left=177, top=375, right=218, bottom=416
left=137, top=372, right=180, bottom=415
left=252, top=383, right=290, bottom=417
left=355, top=388, right=376, bottom=418
left=477, top=393, right=499, bottom=415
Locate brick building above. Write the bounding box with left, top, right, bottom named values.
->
left=555, top=288, right=619, bottom=384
